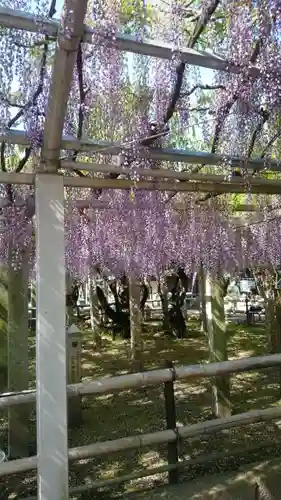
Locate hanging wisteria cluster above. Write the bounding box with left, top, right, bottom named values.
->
left=211, top=0, right=281, bottom=161
left=1, top=0, right=281, bottom=276
left=65, top=192, right=242, bottom=278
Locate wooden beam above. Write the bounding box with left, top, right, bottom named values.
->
left=210, top=277, right=231, bottom=418
left=1, top=352, right=281, bottom=410
left=129, top=276, right=143, bottom=372
left=62, top=176, right=281, bottom=194
left=0, top=6, right=246, bottom=74
left=2, top=168, right=281, bottom=194
left=7, top=248, right=30, bottom=459
left=3, top=129, right=281, bottom=172
left=1, top=404, right=281, bottom=477
left=61, top=160, right=273, bottom=182
left=40, top=1, right=88, bottom=169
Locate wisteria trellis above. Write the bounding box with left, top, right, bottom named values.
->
left=2, top=0, right=281, bottom=496
left=1, top=0, right=281, bottom=277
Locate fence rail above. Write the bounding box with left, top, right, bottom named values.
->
left=1, top=352, right=281, bottom=480
left=1, top=353, right=281, bottom=410
left=1, top=405, right=281, bottom=478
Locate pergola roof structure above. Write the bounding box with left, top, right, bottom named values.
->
left=0, top=2, right=280, bottom=498
left=1, top=5, right=281, bottom=195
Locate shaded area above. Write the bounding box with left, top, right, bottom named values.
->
left=121, top=457, right=281, bottom=499
left=1, top=321, right=281, bottom=498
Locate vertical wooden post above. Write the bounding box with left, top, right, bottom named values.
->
left=29, top=280, right=36, bottom=331
left=254, top=483, right=260, bottom=500
left=205, top=271, right=213, bottom=335
left=274, top=293, right=281, bottom=397
left=88, top=273, right=101, bottom=348
left=129, top=276, right=143, bottom=372
left=205, top=273, right=231, bottom=418
left=0, top=266, right=8, bottom=392
left=199, top=263, right=207, bottom=333
left=8, top=248, right=30, bottom=458
left=163, top=360, right=179, bottom=484
left=266, top=295, right=276, bottom=353
left=210, top=277, right=231, bottom=417
left=35, top=173, right=68, bottom=499
left=66, top=273, right=74, bottom=327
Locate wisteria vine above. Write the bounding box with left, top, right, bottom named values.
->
left=1, top=0, right=281, bottom=277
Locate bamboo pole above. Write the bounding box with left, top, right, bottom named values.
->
left=1, top=353, right=281, bottom=409
left=22, top=441, right=281, bottom=499
left=1, top=404, right=281, bottom=478
left=22, top=463, right=179, bottom=500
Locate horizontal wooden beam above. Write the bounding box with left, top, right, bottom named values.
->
left=1, top=404, right=281, bottom=477
left=40, top=176, right=281, bottom=194
left=1, top=353, right=281, bottom=410
left=59, top=160, right=237, bottom=182
left=0, top=171, right=34, bottom=185
left=2, top=170, right=281, bottom=194
left=0, top=7, right=238, bottom=74
left=2, top=129, right=281, bottom=171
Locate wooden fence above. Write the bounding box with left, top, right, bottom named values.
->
left=1, top=352, right=281, bottom=495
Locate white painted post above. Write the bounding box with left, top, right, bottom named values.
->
left=35, top=173, right=68, bottom=499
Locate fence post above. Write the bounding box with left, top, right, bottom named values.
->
left=163, top=360, right=179, bottom=484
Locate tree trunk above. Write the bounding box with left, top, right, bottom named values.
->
left=158, top=279, right=170, bottom=334
left=206, top=273, right=231, bottom=418
left=8, top=250, right=30, bottom=458
left=88, top=274, right=102, bottom=348
left=129, top=276, right=143, bottom=372
left=265, top=295, right=277, bottom=354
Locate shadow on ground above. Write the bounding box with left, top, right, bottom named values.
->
left=1, top=321, right=281, bottom=498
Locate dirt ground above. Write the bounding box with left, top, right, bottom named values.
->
left=121, top=457, right=281, bottom=499
left=1, top=321, right=281, bottom=498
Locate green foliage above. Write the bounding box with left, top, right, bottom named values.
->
left=228, top=193, right=247, bottom=211
left=120, top=0, right=154, bottom=34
